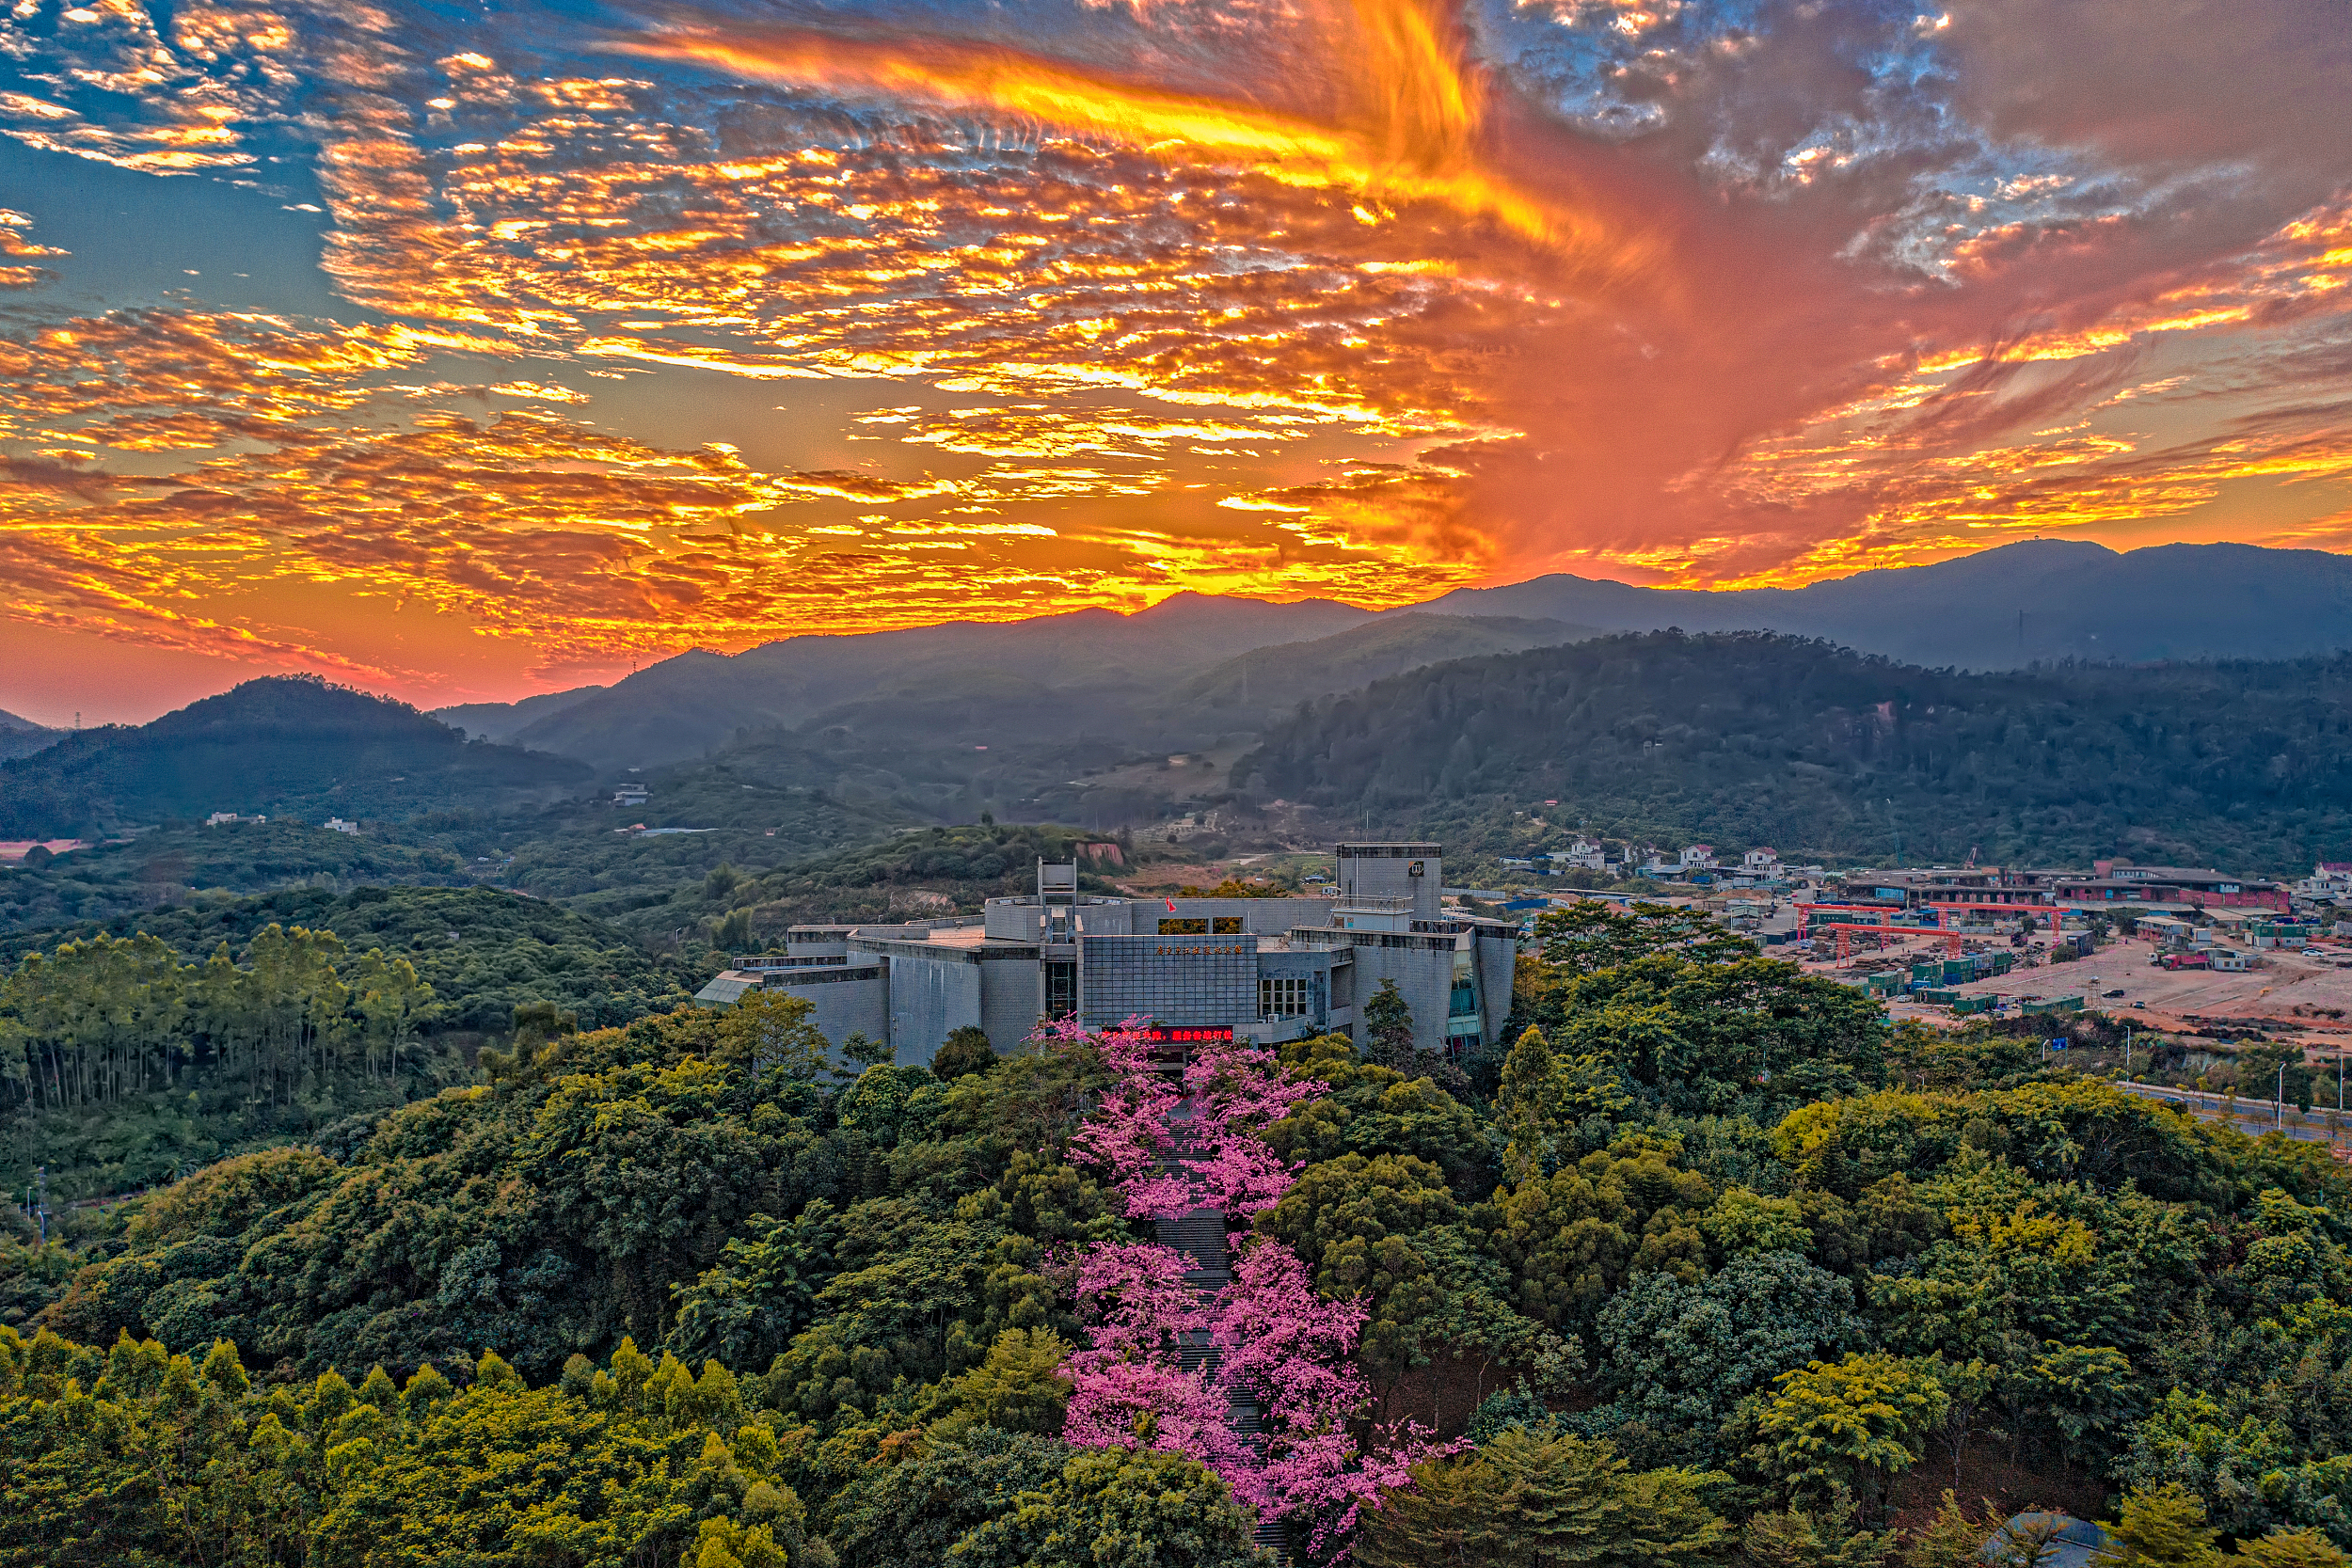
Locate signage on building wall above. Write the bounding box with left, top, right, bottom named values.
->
left=1140, top=1026, right=1234, bottom=1043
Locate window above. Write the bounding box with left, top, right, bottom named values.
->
left=1260, top=976, right=1310, bottom=1019
left=1158, top=918, right=1207, bottom=934
left=1212, top=916, right=1244, bottom=934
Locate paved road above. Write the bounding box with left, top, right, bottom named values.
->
left=2112, top=1079, right=2350, bottom=1148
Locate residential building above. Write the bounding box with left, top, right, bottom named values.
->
left=2299, top=863, right=2352, bottom=899
left=612, top=785, right=649, bottom=808
left=324, top=817, right=358, bottom=834
left=1549, top=838, right=1609, bottom=872
left=694, top=843, right=1518, bottom=1067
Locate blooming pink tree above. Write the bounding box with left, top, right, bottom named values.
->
left=1056, top=1023, right=1445, bottom=1556
left=1060, top=1240, right=1254, bottom=1475
left=1061, top=1356, right=1257, bottom=1475
left=1209, top=1237, right=1455, bottom=1551
left=1177, top=1037, right=1324, bottom=1218
left=1059, top=1233, right=1454, bottom=1558
left=1072, top=1241, right=1202, bottom=1354
left=1051, top=1016, right=1194, bottom=1218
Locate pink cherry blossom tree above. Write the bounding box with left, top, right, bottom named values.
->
left=1178, top=1037, right=1324, bottom=1218
left=1059, top=1239, right=1254, bottom=1475
left=1072, top=1240, right=1203, bottom=1354
left=1050, top=1016, right=1195, bottom=1218
left=1208, top=1237, right=1456, bottom=1552
left=1055, top=1022, right=1444, bottom=1557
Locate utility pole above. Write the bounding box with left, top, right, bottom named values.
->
left=35, top=1165, right=46, bottom=1243
left=2279, top=1060, right=2286, bottom=1132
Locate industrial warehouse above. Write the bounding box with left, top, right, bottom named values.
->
left=693, top=843, right=1519, bottom=1064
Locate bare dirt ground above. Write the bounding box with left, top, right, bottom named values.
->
left=1887, top=1442, right=2110, bottom=1541
left=1826, top=932, right=2352, bottom=1055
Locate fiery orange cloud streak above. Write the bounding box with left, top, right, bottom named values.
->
left=618, top=0, right=1630, bottom=272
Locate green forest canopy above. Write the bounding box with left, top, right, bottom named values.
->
left=6, top=904, right=2352, bottom=1566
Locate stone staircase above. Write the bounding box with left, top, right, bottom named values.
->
left=1153, top=1091, right=1289, bottom=1563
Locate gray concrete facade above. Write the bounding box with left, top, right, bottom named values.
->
left=692, top=843, right=1522, bottom=1068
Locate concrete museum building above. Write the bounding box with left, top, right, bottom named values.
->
left=695, top=843, right=1518, bottom=1063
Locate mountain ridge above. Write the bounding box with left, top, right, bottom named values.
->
left=0, top=676, right=591, bottom=838
left=430, top=539, right=2352, bottom=771
left=0, top=705, right=61, bottom=763
left=1235, top=628, right=2352, bottom=874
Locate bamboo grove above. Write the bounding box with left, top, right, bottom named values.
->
left=2, top=927, right=434, bottom=1115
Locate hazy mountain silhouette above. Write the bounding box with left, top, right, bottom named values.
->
left=0, top=707, right=60, bottom=763
left=0, top=676, right=590, bottom=838
left=1414, top=540, right=2352, bottom=668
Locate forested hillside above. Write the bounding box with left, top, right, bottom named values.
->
left=677, top=822, right=1134, bottom=944
left=0, top=676, right=589, bottom=838
left=4, top=905, right=2349, bottom=1566
left=0, top=820, right=473, bottom=934
left=1239, top=632, right=2352, bottom=873
left=1, top=885, right=693, bottom=1201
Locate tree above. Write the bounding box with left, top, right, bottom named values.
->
left=1991, top=1516, right=2073, bottom=1568
left=837, top=1031, right=893, bottom=1074
left=1743, top=1490, right=1895, bottom=1568
left=2098, top=1483, right=2220, bottom=1568
left=1495, top=1027, right=1631, bottom=1183
left=1250, top=1151, right=1466, bottom=1388
left=349, top=948, right=434, bottom=1082
left=1542, top=957, right=1891, bottom=1117
left=1354, top=1428, right=1728, bottom=1568
left=1059, top=1241, right=1250, bottom=1480
left=1590, top=1250, right=1863, bottom=1465
left=1262, top=1034, right=1491, bottom=1197
left=1363, top=980, right=1418, bottom=1072
left=714, top=989, right=830, bottom=1078
left=2234, top=1531, right=2352, bottom=1568
left=942, top=1446, right=1264, bottom=1568
left=1486, top=1138, right=1713, bottom=1336
left=1533, top=901, right=1756, bottom=976
left=1058, top=1019, right=1189, bottom=1219
left=1756, top=1354, right=1947, bottom=1521
left=917, top=1327, right=1076, bottom=1437
left=934, top=1027, right=998, bottom=1080
left=828, top=1428, right=1073, bottom=1568
left=670, top=1201, right=843, bottom=1370
left=1902, top=1492, right=2010, bottom=1568
left=1179, top=1037, right=1321, bottom=1219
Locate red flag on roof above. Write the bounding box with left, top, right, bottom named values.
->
left=1166, top=897, right=1177, bottom=911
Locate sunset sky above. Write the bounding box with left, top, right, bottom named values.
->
left=2, top=0, right=2348, bottom=725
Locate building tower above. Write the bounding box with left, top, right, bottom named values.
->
left=1039, top=859, right=1079, bottom=1020
left=1335, top=842, right=1442, bottom=923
